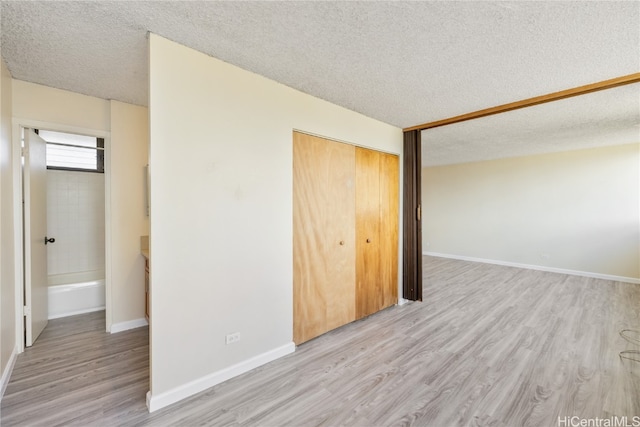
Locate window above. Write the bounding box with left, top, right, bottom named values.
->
left=38, top=129, right=104, bottom=173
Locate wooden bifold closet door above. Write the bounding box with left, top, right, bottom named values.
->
left=293, top=132, right=356, bottom=345
left=293, top=132, right=398, bottom=345
left=355, top=147, right=399, bottom=319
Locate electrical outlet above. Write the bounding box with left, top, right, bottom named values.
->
left=225, top=332, right=241, bottom=345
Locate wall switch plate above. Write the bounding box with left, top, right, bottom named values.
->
left=225, top=332, right=241, bottom=344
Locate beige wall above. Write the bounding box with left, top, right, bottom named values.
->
left=1, top=59, right=16, bottom=391
left=148, top=34, right=403, bottom=407
left=12, top=80, right=110, bottom=132
left=422, top=143, right=640, bottom=280
left=109, top=101, right=149, bottom=325
left=11, top=81, right=149, bottom=330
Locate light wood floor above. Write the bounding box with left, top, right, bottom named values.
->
left=2, top=256, right=639, bottom=426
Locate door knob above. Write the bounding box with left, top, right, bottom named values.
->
left=44, top=237, right=55, bottom=245
left=366, top=238, right=371, bottom=243
left=339, top=241, right=345, bottom=246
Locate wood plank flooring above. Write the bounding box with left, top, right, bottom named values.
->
left=1, top=311, right=149, bottom=426
left=2, top=256, right=639, bottom=426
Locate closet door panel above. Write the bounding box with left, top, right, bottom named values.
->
left=293, top=132, right=355, bottom=344
left=355, top=147, right=382, bottom=319
left=325, top=143, right=356, bottom=331
left=379, top=153, right=399, bottom=309
left=293, top=133, right=329, bottom=344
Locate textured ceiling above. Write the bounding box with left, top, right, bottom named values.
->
left=1, top=1, right=639, bottom=165
left=422, top=83, right=640, bottom=166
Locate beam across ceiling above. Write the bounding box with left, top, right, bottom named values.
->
left=404, top=72, right=640, bottom=132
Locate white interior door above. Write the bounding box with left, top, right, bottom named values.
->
left=24, top=129, right=49, bottom=346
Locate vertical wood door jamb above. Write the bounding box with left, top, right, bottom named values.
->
left=402, top=130, right=422, bottom=301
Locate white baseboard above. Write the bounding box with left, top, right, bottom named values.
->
left=424, top=252, right=640, bottom=284
left=0, top=345, right=18, bottom=399
left=48, top=280, right=106, bottom=320
left=110, top=318, right=148, bottom=334
left=146, top=342, right=296, bottom=413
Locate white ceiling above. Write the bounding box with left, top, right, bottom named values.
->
left=1, top=1, right=639, bottom=165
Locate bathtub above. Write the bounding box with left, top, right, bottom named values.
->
left=48, top=279, right=106, bottom=319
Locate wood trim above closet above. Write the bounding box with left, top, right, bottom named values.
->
left=404, top=72, right=640, bottom=132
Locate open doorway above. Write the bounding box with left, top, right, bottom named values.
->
left=22, top=127, right=106, bottom=346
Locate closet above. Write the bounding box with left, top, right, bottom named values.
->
left=293, top=131, right=398, bottom=345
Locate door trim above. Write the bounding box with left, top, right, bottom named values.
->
left=12, top=118, right=111, bottom=352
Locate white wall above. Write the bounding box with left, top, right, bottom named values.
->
left=47, top=170, right=105, bottom=282
left=0, top=58, right=17, bottom=394
left=12, top=80, right=149, bottom=331
left=148, top=34, right=403, bottom=409
left=109, top=100, right=149, bottom=326
left=422, top=143, right=640, bottom=281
